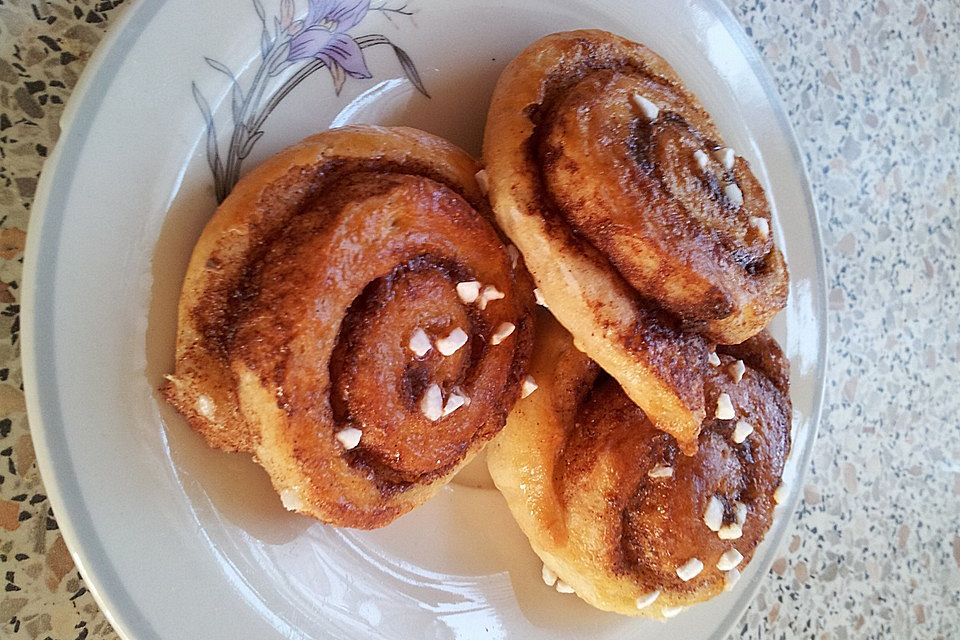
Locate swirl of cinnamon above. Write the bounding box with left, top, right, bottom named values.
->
left=487, top=312, right=791, bottom=617
left=483, top=30, right=788, bottom=450
left=163, top=126, right=534, bottom=528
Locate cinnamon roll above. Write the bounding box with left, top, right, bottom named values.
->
left=487, top=312, right=791, bottom=617
left=483, top=30, right=788, bottom=450
left=162, top=126, right=534, bottom=529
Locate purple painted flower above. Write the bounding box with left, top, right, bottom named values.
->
left=287, top=0, right=372, bottom=80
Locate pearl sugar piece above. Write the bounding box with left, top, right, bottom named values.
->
left=420, top=384, right=443, bottom=422
left=675, top=557, right=704, bottom=582
left=714, top=147, right=735, bottom=171
left=335, top=427, right=362, bottom=450
left=280, top=487, right=304, bottom=512
left=635, top=590, right=661, bottom=609
left=490, top=322, right=516, bottom=346
left=718, top=523, right=743, bottom=540
left=729, top=359, right=746, bottom=383
left=456, top=281, right=481, bottom=304
left=555, top=579, right=575, bottom=594
left=521, top=375, right=538, bottom=398
left=477, top=285, right=505, bottom=310
left=735, top=501, right=748, bottom=526
left=441, top=391, right=468, bottom=417
left=716, top=549, right=744, bottom=571
left=694, top=149, right=709, bottom=170
left=774, top=483, right=787, bottom=505
left=703, top=495, right=723, bottom=532
left=541, top=563, right=558, bottom=587
left=436, top=327, right=469, bottom=357
left=715, top=392, right=735, bottom=420
left=196, top=394, right=216, bottom=420
left=648, top=464, right=674, bottom=479
left=533, top=287, right=549, bottom=308
left=409, top=328, right=433, bottom=357
left=750, top=216, right=770, bottom=238
left=723, top=182, right=744, bottom=208
left=733, top=420, right=754, bottom=444
left=630, top=92, right=660, bottom=120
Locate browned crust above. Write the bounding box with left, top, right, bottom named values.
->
left=483, top=29, right=790, bottom=452
left=487, top=311, right=791, bottom=617
left=163, top=125, right=534, bottom=528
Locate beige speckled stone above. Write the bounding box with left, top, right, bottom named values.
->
left=0, top=500, right=20, bottom=532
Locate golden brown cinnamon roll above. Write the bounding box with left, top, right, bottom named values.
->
left=487, top=312, right=791, bottom=617
left=163, top=126, right=534, bottom=528
left=483, top=30, right=788, bottom=450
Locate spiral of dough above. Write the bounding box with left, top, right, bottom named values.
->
left=163, top=126, right=534, bottom=528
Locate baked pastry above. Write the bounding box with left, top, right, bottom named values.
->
left=487, top=312, right=791, bottom=617
left=483, top=29, right=788, bottom=450
left=162, top=125, right=534, bottom=529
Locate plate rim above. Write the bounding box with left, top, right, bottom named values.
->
left=699, top=1, right=828, bottom=636
left=22, top=1, right=168, bottom=638
left=20, top=1, right=828, bottom=638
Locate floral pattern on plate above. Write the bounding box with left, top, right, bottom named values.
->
left=193, top=0, right=428, bottom=202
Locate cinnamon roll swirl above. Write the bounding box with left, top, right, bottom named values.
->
left=483, top=30, right=788, bottom=449
left=487, top=312, right=791, bottom=617
left=163, top=126, right=534, bottom=528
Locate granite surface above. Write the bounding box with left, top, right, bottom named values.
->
left=0, top=0, right=958, bottom=638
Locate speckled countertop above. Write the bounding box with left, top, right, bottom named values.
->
left=0, top=0, right=958, bottom=638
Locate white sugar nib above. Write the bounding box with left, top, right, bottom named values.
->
left=750, top=216, right=770, bottom=238
left=648, top=464, right=674, bottom=479
left=533, top=288, right=549, bottom=308
left=436, top=327, right=469, bottom=357
left=715, top=392, right=735, bottom=420
left=555, top=579, right=575, bottom=594
left=477, top=285, right=505, bottom=310
left=729, top=359, right=746, bottom=383
left=451, top=385, right=472, bottom=407
left=733, top=420, right=754, bottom=444
left=409, top=328, right=432, bottom=357
left=774, top=483, right=787, bottom=505
left=703, top=495, right=723, bottom=532
left=630, top=92, right=660, bottom=120
left=724, top=182, right=744, bottom=208
left=521, top=375, right=538, bottom=398
left=694, top=149, right=709, bottom=170
left=541, top=563, right=558, bottom=587
left=441, top=392, right=468, bottom=417
left=635, top=590, right=661, bottom=609
left=335, top=427, right=362, bottom=450
left=675, top=557, right=704, bottom=582
left=456, top=281, right=481, bottom=304
left=714, top=146, right=735, bottom=171
left=718, top=523, right=743, bottom=540
left=420, top=384, right=443, bottom=422
left=490, top=322, right=515, bottom=346
left=280, top=487, right=304, bottom=512
left=196, top=394, right=216, bottom=420
left=735, top=501, right=748, bottom=526
left=716, top=548, right=744, bottom=571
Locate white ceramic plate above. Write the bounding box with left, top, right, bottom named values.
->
left=23, top=0, right=826, bottom=638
